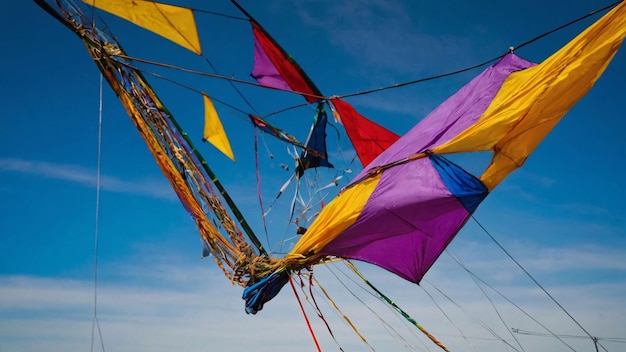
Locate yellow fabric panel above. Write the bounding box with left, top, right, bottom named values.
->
left=84, top=0, right=202, bottom=54
left=287, top=174, right=381, bottom=258
left=203, top=94, right=235, bottom=161
left=434, top=2, right=626, bottom=190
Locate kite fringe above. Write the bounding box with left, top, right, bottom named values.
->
left=290, top=275, right=322, bottom=352
left=312, top=273, right=376, bottom=351
left=301, top=274, right=346, bottom=351
left=345, top=260, right=451, bottom=352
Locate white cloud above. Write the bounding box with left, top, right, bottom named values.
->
left=443, top=240, right=626, bottom=275
left=1, top=242, right=625, bottom=352
left=0, top=157, right=176, bottom=200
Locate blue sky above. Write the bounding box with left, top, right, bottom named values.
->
left=1, top=1, right=625, bottom=351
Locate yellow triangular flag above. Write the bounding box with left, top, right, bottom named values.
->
left=203, top=94, right=235, bottom=161
left=84, top=0, right=202, bottom=54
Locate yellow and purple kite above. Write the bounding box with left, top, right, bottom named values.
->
left=34, top=0, right=626, bottom=319
left=283, top=1, right=626, bottom=286
left=244, top=1, right=626, bottom=314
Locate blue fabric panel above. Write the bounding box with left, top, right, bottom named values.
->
left=429, top=153, right=488, bottom=213
left=242, top=271, right=289, bottom=314
left=298, top=103, right=333, bottom=176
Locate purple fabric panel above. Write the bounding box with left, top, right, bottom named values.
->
left=321, top=54, right=535, bottom=283
left=322, top=158, right=470, bottom=283
left=351, top=54, right=535, bottom=184
left=251, top=35, right=291, bottom=91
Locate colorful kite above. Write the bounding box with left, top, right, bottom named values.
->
left=250, top=0, right=626, bottom=310
left=34, top=0, right=626, bottom=350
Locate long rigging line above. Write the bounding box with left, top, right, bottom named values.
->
left=111, top=57, right=251, bottom=116
left=471, top=215, right=600, bottom=350
left=230, top=0, right=617, bottom=101
left=513, top=331, right=609, bottom=352
left=513, top=1, right=622, bottom=52
left=465, top=262, right=526, bottom=352
left=512, top=328, right=626, bottom=343
left=440, top=251, right=528, bottom=351
left=335, top=1, right=623, bottom=99
left=323, top=264, right=423, bottom=351
left=445, top=250, right=578, bottom=352
left=422, top=279, right=521, bottom=352
left=418, top=282, right=477, bottom=352
left=113, top=54, right=325, bottom=101
left=107, top=1, right=622, bottom=122
left=138, top=0, right=249, bottom=21
left=90, top=73, right=106, bottom=352
left=203, top=57, right=260, bottom=116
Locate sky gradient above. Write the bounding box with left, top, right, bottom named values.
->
left=1, top=1, right=625, bottom=351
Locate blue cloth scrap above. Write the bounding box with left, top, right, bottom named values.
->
left=242, top=271, right=289, bottom=314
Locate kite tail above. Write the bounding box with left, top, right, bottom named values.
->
left=345, top=260, right=451, bottom=352
left=289, top=275, right=323, bottom=352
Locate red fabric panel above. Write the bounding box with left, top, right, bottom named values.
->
left=331, top=98, right=399, bottom=167
left=252, top=21, right=320, bottom=103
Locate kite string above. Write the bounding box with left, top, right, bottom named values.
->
left=102, top=1, right=622, bottom=123
left=253, top=128, right=271, bottom=250
left=471, top=215, right=597, bottom=344
left=444, top=250, right=579, bottom=351
left=335, top=1, right=623, bottom=100
left=344, top=260, right=451, bottom=352
left=113, top=54, right=325, bottom=102
left=514, top=0, right=623, bottom=51
left=90, top=73, right=106, bottom=352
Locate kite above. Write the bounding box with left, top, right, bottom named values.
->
left=33, top=0, right=626, bottom=350
left=243, top=0, right=626, bottom=312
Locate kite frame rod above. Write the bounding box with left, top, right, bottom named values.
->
left=33, top=0, right=268, bottom=257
